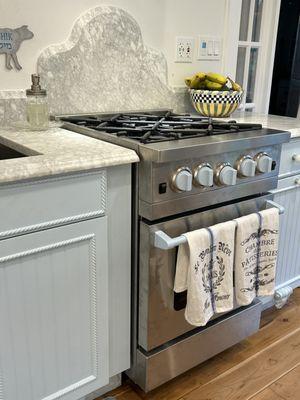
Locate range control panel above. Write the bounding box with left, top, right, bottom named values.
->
left=140, top=146, right=281, bottom=205
left=170, top=152, right=274, bottom=193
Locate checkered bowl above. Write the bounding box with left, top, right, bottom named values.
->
left=189, top=89, right=244, bottom=118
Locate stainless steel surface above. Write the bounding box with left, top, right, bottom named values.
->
left=132, top=299, right=262, bottom=392
left=63, top=121, right=290, bottom=163
left=139, top=177, right=277, bottom=221
left=60, top=111, right=291, bottom=392
left=0, top=143, right=28, bottom=160
left=137, top=144, right=281, bottom=220
left=138, top=194, right=272, bottom=351
left=154, top=198, right=285, bottom=250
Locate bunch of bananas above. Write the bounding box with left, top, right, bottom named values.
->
left=185, top=72, right=242, bottom=91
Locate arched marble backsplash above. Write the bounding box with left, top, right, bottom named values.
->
left=37, top=6, right=183, bottom=115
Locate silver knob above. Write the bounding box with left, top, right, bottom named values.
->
left=255, top=152, right=272, bottom=173
left=216, top=163, right=237, bottom=186
left=236, top=155, right=257, bottom=177
left=194, top=163, right=214, bottom=187
left=172, top=167, right=193, bottom=192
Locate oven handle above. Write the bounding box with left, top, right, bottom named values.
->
left=153, top=200, right=285, bottom=250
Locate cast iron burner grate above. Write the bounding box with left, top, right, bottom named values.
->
left=61, top=111, right=263, bottom=144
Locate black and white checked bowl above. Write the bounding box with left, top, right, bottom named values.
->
left=189, top=88, right=244, bottom=117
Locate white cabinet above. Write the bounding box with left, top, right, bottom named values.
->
left=273, top=174, right=300, bottom=288
left=0, top=218, right=109, bottom=400
left=0, top=165, right=133, bottom=400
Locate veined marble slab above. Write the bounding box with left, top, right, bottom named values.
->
left=226, top=112, right=300, bottom=138
left=0, top=124, right=139, bottom=184
left=37, top=6, right=178, bottom=116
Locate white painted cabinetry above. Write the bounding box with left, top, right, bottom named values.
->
left=274, top=138, right=300, bottom=289
left=0, top=219, right=109, bottom=400
left=0, top=166, right=132, bottom=400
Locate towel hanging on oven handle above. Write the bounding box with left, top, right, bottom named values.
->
left=153, top=199, right=285, bottom=250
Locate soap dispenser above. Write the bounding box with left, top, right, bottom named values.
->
left=26, top=74, right=49, bottom=130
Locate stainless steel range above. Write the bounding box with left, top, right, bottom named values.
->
left=61, top=110, right=290, bottom=392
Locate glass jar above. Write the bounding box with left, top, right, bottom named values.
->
left=26, top=74, right=49, bottom=131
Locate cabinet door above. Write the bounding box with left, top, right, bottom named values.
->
left=274, top=175, right=300, bottom=287
left=0, top=218, right=109, bottom=400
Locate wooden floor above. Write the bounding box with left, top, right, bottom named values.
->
left=100, top=289, right=300, bottom=400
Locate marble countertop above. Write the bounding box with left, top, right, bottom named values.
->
left=227, top=112, right=300, bottom=138
left=0, top=124, right=139, bottom=185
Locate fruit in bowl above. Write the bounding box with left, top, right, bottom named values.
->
left=185, top=72, right=243, bottom=118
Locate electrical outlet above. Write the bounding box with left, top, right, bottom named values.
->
left=175, top=36, right=194, bottom=63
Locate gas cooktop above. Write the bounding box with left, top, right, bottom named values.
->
left=60, top=111, right=263, bottom=144
left=61, top=110, right=290, bottom=163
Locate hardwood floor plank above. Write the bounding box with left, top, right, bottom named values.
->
left=251, top=388, right=286, bottom=400
left=263, top=364, right=300, bottom=400
left=99, top=386, right=143, bottom=400
left=180, top=329, right=300, bottom=400
left=101, top=290, right=300, bottom=400
left=132, top=296, right=300, bottom=400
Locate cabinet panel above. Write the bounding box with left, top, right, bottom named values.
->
left=274, top=180, right=300, bottom=286
left=0, top=171, right=106, bottom=240
left=0, top=219, right=109, bottom=400
left=279, top=139, right=300, bottom=177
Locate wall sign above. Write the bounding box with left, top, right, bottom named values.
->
left=0, top=25, right=34, bottom=70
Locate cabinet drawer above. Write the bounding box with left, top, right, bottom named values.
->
left=279, top=139, right=300, bottom=177
left=0, top=170, right=106, bottom=239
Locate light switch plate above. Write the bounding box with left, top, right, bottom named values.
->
left=175, top=36, right=194, bottom=63
left=197, top=36, right=222, bottom=60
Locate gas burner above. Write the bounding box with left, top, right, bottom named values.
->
left=61, top=111, right=263, bottom=144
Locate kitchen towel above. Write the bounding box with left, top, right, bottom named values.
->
left=234, top=208, right=279, bottom=305
left=256, top=208, right=279, bottom=296
left=234, top=212, right=260, bottom=306
left=207, top=221, right=236, bottom=313
left=174, top=228, right=214, bottom=326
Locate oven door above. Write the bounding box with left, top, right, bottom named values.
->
left=138, top=193, right=273, bottom=351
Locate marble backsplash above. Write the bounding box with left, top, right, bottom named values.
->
left=0, top=6, right=192, bottom=126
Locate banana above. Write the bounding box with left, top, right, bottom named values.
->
left=206, top=72, right=227, bottom=86
left=194, top=72, right=206, bottom=82
left=227, top=76, right=242, bottom=91
left=204, top=79, right=224, bottom=90
left=186, top=72, right=206, bottom=89
left=184, top=77, right=192, bottom=87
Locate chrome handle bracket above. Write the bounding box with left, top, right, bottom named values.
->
left=265, top=200, right=285, bottom=215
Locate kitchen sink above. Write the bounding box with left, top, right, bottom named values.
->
left=0, top=143, right=28, bottom=160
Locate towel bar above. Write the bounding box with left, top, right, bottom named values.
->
left=153, top=199, right=285, bottom=250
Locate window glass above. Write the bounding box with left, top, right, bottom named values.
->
left=252, top=0, right=263, bottom=41
left=239, top=0, right=251, bottom=41
left=236, top=47, right=246, bottom=87
left=246, top=47, right=259, bottom=102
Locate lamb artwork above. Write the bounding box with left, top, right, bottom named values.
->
left=0, top=25, right=34, bottom=70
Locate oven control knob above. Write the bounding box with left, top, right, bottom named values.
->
left=216, top=163, right=237, bottom=186
left=194, top=163, right=214, bottom=187
left=237, top=155, right=257, bottom=177
left=255, top=152, right=272, bottom=173
left=172, top=167, right=193, bottom=192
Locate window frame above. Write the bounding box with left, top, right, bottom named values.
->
left=223, top=0, right=281, bottom=114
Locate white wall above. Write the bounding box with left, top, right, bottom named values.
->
left=163, top=0, right=226, bottom=87
left=0, top=0, right=227, bottom=91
